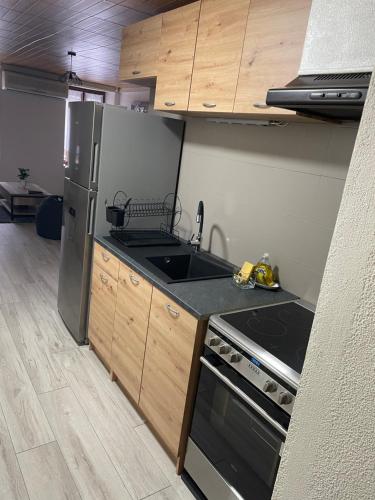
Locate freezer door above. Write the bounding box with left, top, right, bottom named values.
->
left=68, top=101, right=103, bottom=190
left=58, top=179, right=96, bottom=344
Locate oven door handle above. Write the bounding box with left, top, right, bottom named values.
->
left=200, top=357, right=288, bottom=438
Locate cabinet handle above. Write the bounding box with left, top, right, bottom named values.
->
left=100, top=273, right=108, bottom=285
left=166, top=304, right=180, bottom=318
left=101, top=253, right=110, bottom=262
left=132, top=70, right=141, bottom=75
left=253, top=101, right=270, bottom=109
left=129, top=274, right=140, bottom=286
left=202, top=102, right=217, bottom=108
left=164, top=101, right=175, bottom=107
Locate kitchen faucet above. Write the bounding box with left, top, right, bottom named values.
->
left=189, top=201, right=204, bottom=251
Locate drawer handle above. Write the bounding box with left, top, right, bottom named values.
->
left=100, top=273, right=108, bottom=285
left=202, top=102, right=216, bottom=108
left=132, top=70, right=141, bottom=75
left=166, top=304, right=180, bottom=318
left=164, top=101, right=176, bottom=107
left=101, top=253, right=110, bottom=262
left=253, top=101, right=270, bottom=109
left=129, top=274, right=140, bottom=286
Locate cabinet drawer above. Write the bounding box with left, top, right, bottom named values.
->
left=112, top=263, right=153, bottom=403
left=139, top=288, right=198, bottom=458
left=93, top=242, right=119, bottom=281
left=88, top=265, right=118, bottom=365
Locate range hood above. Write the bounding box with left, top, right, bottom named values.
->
left=266, top=73, right=371, bottom=121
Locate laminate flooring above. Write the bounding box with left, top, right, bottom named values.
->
left=0, top=224, right=194, bottom=500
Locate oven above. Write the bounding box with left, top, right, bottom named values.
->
left=184, top=345, right=290, bottom=500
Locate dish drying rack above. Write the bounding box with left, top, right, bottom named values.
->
left=106, top=191, right=182, bottom=247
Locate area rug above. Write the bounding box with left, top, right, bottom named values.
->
left=0, top=205, right=35, bottom=223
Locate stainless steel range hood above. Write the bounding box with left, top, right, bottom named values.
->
left=266, top=73, right=371, bottom=121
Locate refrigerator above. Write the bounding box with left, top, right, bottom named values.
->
left=58, top=101, right=185, bottom=344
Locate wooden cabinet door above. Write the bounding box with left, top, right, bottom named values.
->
left=119, top=15, right=162, bottom=81
left=234, top=0, right=312, bottom=115
left=112, top=263, right=152, bottom=403
left=88, top=264, right=118, bottom=366
left=154, top=2, right=200, bottom=112
left=139, top=288, right=198, bottom=458
left=188, top=0, right=251, bottom=113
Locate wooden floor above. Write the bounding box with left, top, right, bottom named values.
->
left=0, top=223, right=194, bottom=500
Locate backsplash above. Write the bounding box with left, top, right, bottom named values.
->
left=176, top=118, right=358, bottom=304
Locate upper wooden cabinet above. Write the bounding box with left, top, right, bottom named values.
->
left=154, top=2, right=201, bottom=112
left=119, top=15, right=162, bottom=81
left=188, top=0, right=251, bottom=113
left=234, top=0, right=312, bottom=115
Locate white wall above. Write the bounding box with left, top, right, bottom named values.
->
left=176, top=118, right=357, bottom=304
left=300, top=0, right=375, bottom=74
left=273, top=71, right=375, bottom=500
left=0, top=90, right=66, bottom=195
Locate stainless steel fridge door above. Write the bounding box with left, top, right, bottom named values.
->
left=58, top=178, right=96, bottom=344
left=68, top=101, right=103, bottom=190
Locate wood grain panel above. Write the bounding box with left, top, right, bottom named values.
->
left=0, top=1, right=196, bottom=87
left=0, top=311, right=54, bottom=453
left=56, top=349, right=169, bottom=500
left=234, top=0, right=312, bottom=114
left=188, top=0, right=251, bottom=112
left=18, top=442, right=81, bottom=500
left=88, top=264, right=118, bottom=366
left=40, top=387, right=132, bottom=500
left=120, top=15, right=162, bottom=80
left=112, top=263, right=153, bottom=403
left=139, top=288, right=198, bottom=458
left=0, top=407, right=28, bottom=500
left=154, top=1, right=200, bottom=111
left=93, top=242, right=120, bottom=281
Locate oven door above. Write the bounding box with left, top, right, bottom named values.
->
left=187, top=349, right=289, bottom=500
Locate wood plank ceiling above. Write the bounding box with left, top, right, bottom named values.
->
left=0, top=0, right=194, bottom=86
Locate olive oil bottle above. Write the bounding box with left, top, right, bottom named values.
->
left=254, top=253, right=275, bottom=286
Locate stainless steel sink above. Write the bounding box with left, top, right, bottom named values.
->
left=146, top=253, right=233, bottom=283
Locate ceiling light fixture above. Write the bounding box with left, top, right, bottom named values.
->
left=61, top=50, right=82, bottom=86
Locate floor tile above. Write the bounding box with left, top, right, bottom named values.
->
left=57, top=349, right=169, bottom=499
left=0, top=407, right=28, bottom=500
left=0, top=311, right=54, bottom=452
left=39, top=387, right=132, bottom=500
left=18, top=441, right=81, bottom=500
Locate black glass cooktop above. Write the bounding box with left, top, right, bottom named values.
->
left=221, top=302, right=314, bottom=374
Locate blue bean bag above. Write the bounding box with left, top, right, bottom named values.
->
left=36, top=195, right=63, bottom=240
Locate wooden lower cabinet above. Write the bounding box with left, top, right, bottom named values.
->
left=112, top=263, right=153, bottom=403
left=88, top=262, right=118, bottom=367
left=89, top=244, right=206, bottom=469
left=139, top=288, right=204, bottom=461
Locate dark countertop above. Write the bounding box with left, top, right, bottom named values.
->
left=95, top=235, right=298, bottom=320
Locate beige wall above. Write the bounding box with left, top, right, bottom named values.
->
left=176, top=118, right=357, bottom=304
left=0, top=90, right=66, bottom=195
left=273, top=73, right=375, bottom=500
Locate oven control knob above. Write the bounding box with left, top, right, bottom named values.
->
left=208, top=337, right=221, bottom=347
left=219, top=345, right=232, bottom=355
left=263, top=380, right=278, bottom=393
left=229, top=353, right=242, bottom=363
left=278, top=392, right=293, bottom=406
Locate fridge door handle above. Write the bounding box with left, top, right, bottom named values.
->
left=87, top=196, right=95, bottom=236
left=91, top=143, right=99, bottom=187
